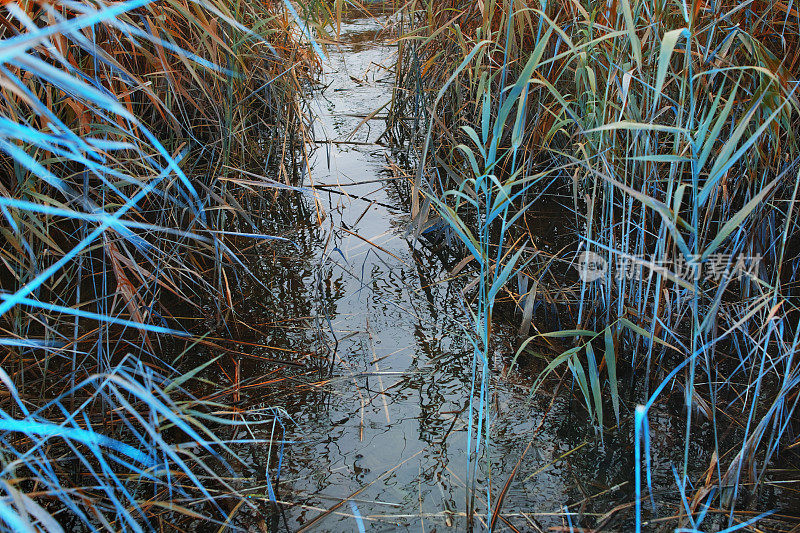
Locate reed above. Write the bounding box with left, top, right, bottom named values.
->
left=0, top=0, right=322, bottom=528
left=392, top=0, right=800, bottom=529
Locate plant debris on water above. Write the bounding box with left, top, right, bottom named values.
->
left=0, top=0, right=798, bottom=531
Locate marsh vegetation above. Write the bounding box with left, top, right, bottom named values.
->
left=0, top=0, right=798, bottom=531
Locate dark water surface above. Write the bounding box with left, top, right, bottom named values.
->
left=257, top=14, right=624, bottom=531
left=222, top=11, right=799, bottom=533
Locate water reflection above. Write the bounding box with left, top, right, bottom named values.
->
left=193, top=8, right=799, bottom=533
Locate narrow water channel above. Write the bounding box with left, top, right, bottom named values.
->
left=227, top=9, right=797, bottom=533
left=263, top=12, right=616, bottom=531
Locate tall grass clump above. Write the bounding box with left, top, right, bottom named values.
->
left=0, top=0, right=321, bottom=528
left=391, top=0, right=800, bottom=528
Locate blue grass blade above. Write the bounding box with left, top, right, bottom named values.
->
left=0, top=482, right=63, bottom=533
left=281, top=0, right=326, bottom=61
left=0, top=0, right=153, bottom=63
left=672, top=465, right=696, bottom=529
left=585, top=343, right=603, bottom=428
left=0, top=500, right=36, bottom=533
left=0, top=196, right=277, bottom=249
left=349, top=501, right=366, bottom=533
left=0, top=339, right=66, bottom=349
left=0, top=420, right=154, bottom=466
left=674, top=510, right=776, bottom=533
left=206, top=231, right=294, bottom=245
left=0, top=295, right=187, bottom=336
left=0, top=139, right=73, bottom=198
left=0, top=150, right=182, bottom=317
left=487, top=246, right=526, bottom=302
left=634, top=405, right=646, bottom=533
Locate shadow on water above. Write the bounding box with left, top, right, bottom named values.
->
left=184, top=7, right=800, bottom=532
